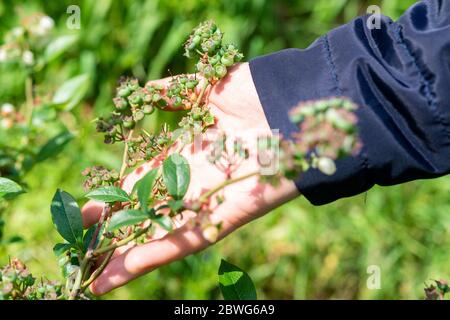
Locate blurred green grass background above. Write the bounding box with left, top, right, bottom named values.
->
left=2, top=0, right=449, bottom=299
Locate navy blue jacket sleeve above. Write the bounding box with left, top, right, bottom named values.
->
left=249, top=0, right=450, bottom=205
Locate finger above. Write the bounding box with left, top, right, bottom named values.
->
left=90, top=225, right=208, bottom=295
left=94, top=241, right=135, bottom=268
left=88, top=173, right=269, bottom=295
left=90, top=217, right=231, bottom=295
left=81, top=200, right=104, bottom=229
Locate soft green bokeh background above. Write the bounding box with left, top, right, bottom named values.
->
left=2, top=0, right=449, bottom=299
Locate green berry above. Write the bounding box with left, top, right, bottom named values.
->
left=129, top=94, right=143, bottom=106
left=143, top=104, right=154, bottom=115
left=192, top=35, right=201, bottom=45
left=179, top=76, right=188, bottom=84
left=209, top=54, right=220, bottom=65
left=123, top=119, right=135, bottom=129
left=111, top=171, right=119, bottom=180
left=214, top=64, right=227, bottom=78
left=170, top=86, right=181, bottom=96
left=92, top=176, right=100, bottom=185
left=118, top=86, right=131, bottom=98
left=128, top=79, right=139, bottom=91
left=173, top=96, right=183, bottom=107
left=190, top=201, right=201, bottom=212
left=196, top=61, right=205, bottom=73
left=221, top=54, right=234, bottom=67
left=234, top=52, right=244, bottom=62
left=202, top=64, right=215, bottom=78
left=211, top=34, right=222, bottom=47
left=114, top=97, right=128, bottom=110
left=192, top=109, right=203, bottom=120
left=201, top=39, right=217, bottom=54
left=186, top=80, right=198, bottom=89
left=143, top=94, right=152, bottom=103
left=133, top=110, right=145, bottom=121
left=152, top=93, right=161, bottom=102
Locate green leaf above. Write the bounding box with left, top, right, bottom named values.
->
left=168, top=199, right=184, bottom=212
left=135, top=168, right=159, bottom=211
left=162, top=153, right=190, bottom=200
left=35, top=131, right=74, bottom=163
left=85, top=186, right=130, bottom=203
left=50, top=189, right=84, bottom=244
left=52, top=74, right=90, bottom=111
left=31, top=104, right=57, bottom=126
left=151, top=213, right=172, bottom=232
left=82, top=223, right=104, bottom=252
left=0, top=177, right=24, bottom=199
left=218, top=259, right=257, bottom=300
left=45, top=35, right=78, bottom=63
left=107, top=210, right=149, bottom=231
left=53, top=243, right=72, bottom=257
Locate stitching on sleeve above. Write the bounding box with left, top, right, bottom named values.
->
left=392, top=23, right=450, bottom=137
left=323, top=34, right=343, bottom=96
left=323, top=34, right=371, bottom=174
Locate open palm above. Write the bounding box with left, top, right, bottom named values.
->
left=81, top=63, right=299, bottom=295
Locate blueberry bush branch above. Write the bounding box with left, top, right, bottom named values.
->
left=1, top=21, right=360, bottom=300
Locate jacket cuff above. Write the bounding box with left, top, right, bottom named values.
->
left=249, top=41, right=369, bottom=205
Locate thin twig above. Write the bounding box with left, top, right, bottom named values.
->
left=119, top=129, right=134, bottom=179
left=81, top=249, right=115, bottom=291
left=93, top=226, right=151, bottom=256
left=193, top=81, right=209, bottom=109
left=198, top=171, right=259, bottom=203
left=68, top=258, right=88, bottom=300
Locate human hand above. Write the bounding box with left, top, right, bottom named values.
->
left=81, top=62, right=300, bottom=295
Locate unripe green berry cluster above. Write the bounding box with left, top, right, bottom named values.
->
left=95, top=115, right=120, bottom=144
left=144, top=83, right=168, bottom=110
left=290, top=97, right=357, bottom=133
left=97, top=78, right=160, bottom=143
left=166, top=75, right=199, bottom=109
left=114, top=78, right=156, bottom=124
left=185, top=21, right=243, bottom=80
left=424, top=280, right=449, bottom=300
left=0, top=258, right=63, bottom=300
left=126, top=128, right=171, bottom=167
left=179, top=106, right=215, bottom=133
left=82, top=166, right=119, bottom=191
left=264, top=97, right=360, bottom=178
left=289, top=97, right=359, bottom=160
left=259, top=98, right=360, bottom=184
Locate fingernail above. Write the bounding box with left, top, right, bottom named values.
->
left=90, top=281, right=105, bottom=296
